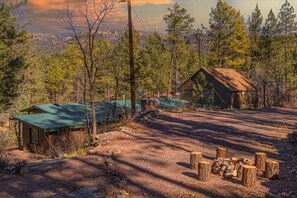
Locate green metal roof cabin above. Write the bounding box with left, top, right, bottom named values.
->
left=13, top=101, right=126, bottom=154
left=13, top=98, right=189, bottom=154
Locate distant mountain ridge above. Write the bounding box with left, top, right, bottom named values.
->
left=30, top=30, right=151, bottom=53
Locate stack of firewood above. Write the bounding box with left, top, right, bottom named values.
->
left=212, top=157, right=252, bottom=179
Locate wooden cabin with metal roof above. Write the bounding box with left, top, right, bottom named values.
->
left=13, top=102, right=123, bottom=155
left=178, top=67, right=257, bottom=109
left=12, top=98, right=189, bottom=155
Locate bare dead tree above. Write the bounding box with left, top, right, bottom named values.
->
left=66, top=0, right=117, bottom=142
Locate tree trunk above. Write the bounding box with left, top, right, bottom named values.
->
left=83, top=69, right=90, bottom=136
left=198, top=161, right=211, bottom=182
left=217, top=33, right=221, bottom=67
left=216, top=146, right=228, bottom=159
left=263, top=83, right=267, bottom=108
left=198, top=37, right=202, bottom=68
left=113, top=79, right=119, bottom=119
left=175, top=56, right=179, bottom=95
left=89, top=85, right=97, bottom=143
left=200, top=93, right=203, bottom=108
left=242, top=165, right=257, bottom=187
left=167, top=41, right=175, bottom=97
left=128, top=0, right=136, bottom=116
left=265, top=160, right=279, bottom=180
left=254, top=152, right=266, bottom=171
left=190, top=152, right=202, bottom=170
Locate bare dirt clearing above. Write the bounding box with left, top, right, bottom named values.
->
left=1, top=109, right=297, bottom=198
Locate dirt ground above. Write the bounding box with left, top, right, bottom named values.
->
left=1, top=109, right=297, bottom=198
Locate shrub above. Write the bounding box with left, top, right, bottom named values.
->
left=47, top=129, right=89, bottom=158
left=0, top=131, right=12, bottom=166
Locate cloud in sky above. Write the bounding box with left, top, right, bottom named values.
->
left=25, top=0, right=297, bottom=34
left=26, top=0, right=173, bottom=33
left=28, top=0, right=173, bottom=10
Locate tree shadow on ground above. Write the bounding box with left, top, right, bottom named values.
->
left=136, top=109, right=297, bottom=197
left=261, top=126, right=297, bottom=197
left=139, top=113, right=279, bottom=158
left=1, top=109, right=296, bottom=197
left=0, top=155, right=109, bottom=197
left=182, top=171, right=197, bottom=179
left=177, top=162, right=190, bottom=169
left=91, top=153, right=225, bottom=198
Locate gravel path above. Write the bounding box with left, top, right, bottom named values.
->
left=1, top=109, right=297, bottom=197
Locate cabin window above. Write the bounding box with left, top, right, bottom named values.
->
left=30, top=128, right=40, bottom=145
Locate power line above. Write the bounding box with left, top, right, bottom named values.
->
left=131, top=7, right=147, bottom=32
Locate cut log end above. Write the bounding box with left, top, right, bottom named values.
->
left=265, top=160, right=279, bottom=180
left=216, top=146, right=228, bottom=159
left=242, top=165, right=257, bottom=187
left=255, top=152, right=266, bottom=155
left=198, top=161, right=211, bottom=182
left=255, top=152, right=267, bottom=171
left=190, top=152, right=202, bottom=170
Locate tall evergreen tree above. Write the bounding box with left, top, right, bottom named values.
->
left=163, top=3, right=195, bottom=96
left=0, top=1, right=28, bottom=112
left=260, top=10, right=281, bottom=106
left=208, top=0, right=249, bottom=69
left=138, top=33, right=170, bottom=97
left=194, top=25, right=208, bottom=68
left=109, top=29, right=140, bottom=102
left=278, top=0, right=297, bottom=100
left=247, top=4, right=263, bottom=75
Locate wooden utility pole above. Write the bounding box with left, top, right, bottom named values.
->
left=127, top=0, right=136, bottom=116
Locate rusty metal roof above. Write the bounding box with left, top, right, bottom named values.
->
left=203, top=68, right=256, bottom=92
left=179, top=67, right=256, bottom=92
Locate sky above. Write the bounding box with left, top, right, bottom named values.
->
left=23, top=0, right=296, bottom=34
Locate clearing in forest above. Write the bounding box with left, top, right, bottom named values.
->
left=0, top=109, right=297, bottom=198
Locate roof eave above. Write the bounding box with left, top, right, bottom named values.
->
left=45, top=124, right=87, bottom=133
left=13, top=116, right=46, bottom=131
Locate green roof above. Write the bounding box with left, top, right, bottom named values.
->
left=14, top=98, right=189, bottom=132
left=14, top=113, right=87, bottom=132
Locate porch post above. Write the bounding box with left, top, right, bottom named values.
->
left=18, top=121, right=21, bottom=149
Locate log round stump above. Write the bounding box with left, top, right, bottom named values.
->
left=265, top=160, right=279, bottom=180
left=198, top=161, right=211, bottom=182
left=216, top=147, right=228, bottom=159
left=242, top=165, right=257, bottom=187
left=255, top=152, right=266, bottom=171
left=190, top=152, right=202, bottom=170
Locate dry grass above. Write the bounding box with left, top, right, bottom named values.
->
left=47, top=129, right=88, bottom=158
left=0, top=130, right=14, bottom=166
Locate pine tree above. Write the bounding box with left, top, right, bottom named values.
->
left=0, top=1, right=29, bottom=112
left=208, top=0, right=249, bottom=69
left=163, top=3, right=195, bottom=96
left=138, top=33, right=170, bottom=97
left=278, top=0, right=297, bottom=101
left=194, top=25, right=208, bottom=68
left=45, top=55, right=65, bottom=103
left=247, top=4, right=263, bottom=75
left=260, top=10, right=281, bottom=107
left=192, top=72, right=213, bottom=108
left=108, top=29, right=140, bottom=103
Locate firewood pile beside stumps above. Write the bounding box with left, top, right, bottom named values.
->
left=189, top=146, right=280, bottom=187
left=211, top=156, right=252, bottom=179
